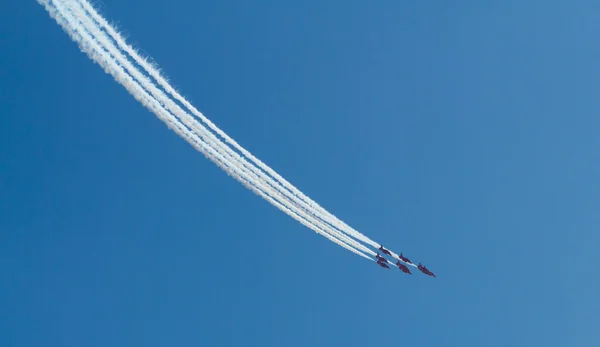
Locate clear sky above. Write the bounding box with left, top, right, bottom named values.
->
left=2, top=1, right=600, bottom=346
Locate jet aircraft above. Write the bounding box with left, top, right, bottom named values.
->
left=398, top=253, right=413, bottom=265
left=377, top=260, right=390, bottom=269
left=396, top=261, right=412, bottom=274
left=418, top=263, right=436, bottom=277
left=375, top=253, right=389, bottom=264
left=378, top=246, right=392, bottom=256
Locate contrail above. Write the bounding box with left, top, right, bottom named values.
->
left=76, top=0, right=422, bottom=269
left=60, top=0, right=384, bottom=259
left=40, top=0, right=373, bottom=260
left=41, top=0, right=424, bottom=270
left=72, top=0, right=387, bottom=252
left=49, top=0, right=372, bottom=261
left=71, top=0, right=369, bottom=251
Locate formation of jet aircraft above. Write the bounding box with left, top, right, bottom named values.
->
left=375, top=245, right=435, bottom=278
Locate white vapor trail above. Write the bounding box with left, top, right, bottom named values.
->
left=71, top=0, right=387, bottom=253
left=40, top=0, right=422, bottom=268
left=58, top=1, right=375, bottom=255
left=40, top=0, right=373, bottom=260
left=58, top=0, right=382, bottom=264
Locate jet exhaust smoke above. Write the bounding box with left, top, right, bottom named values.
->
left=37, top=0, right=433, bottom=274
left=62, top=0, right=375, bottom=258
left=42, top=0, right=372, bottom=260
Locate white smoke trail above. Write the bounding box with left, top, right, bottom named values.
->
left=59, top=0, right=379, bottom=259
left=77, top=0, right=423, bottom=269
left=70, top=0, right=368, bottom=251
left=73, top=0, right=387, bottom=252
left=40, top=0, right=373, bottom=260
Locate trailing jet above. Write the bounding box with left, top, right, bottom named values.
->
left=396, top=261, right=412, bottom=274
left=398, top=253, right=413, bottom=265
left=378, top=246, right=392, bottom=256
left=377, top=260, right=390, bottom=269
left=375, top=253, right=389, bottom=264
left=418, top=263, right=436, bottom=277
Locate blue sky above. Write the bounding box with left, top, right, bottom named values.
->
left=2, top=0, right=600, bottom=346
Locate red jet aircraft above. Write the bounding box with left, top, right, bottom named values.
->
left=377, top=260, right=390, bottom=269
left=375, top=253, right=389, bottom=264
left=378, top=246, right=392, bottom=256
left=396, top=261, right=412, bottom=275
left=417, top=263, right=436, bottom=277
left=398, top=253, right=413, bottom=265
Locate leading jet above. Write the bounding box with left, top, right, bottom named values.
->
left=417, top=263, right=436, bottom=277
left=396, top=261, right=412, bottom=275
